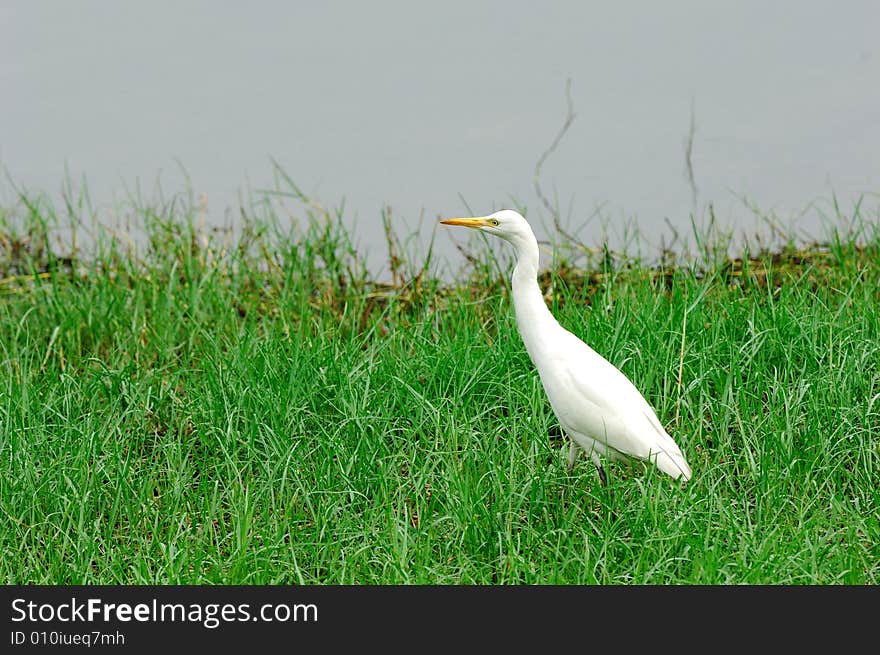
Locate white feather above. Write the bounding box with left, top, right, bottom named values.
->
left=441, top=209, right=693, bottom=483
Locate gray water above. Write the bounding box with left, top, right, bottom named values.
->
left=3, top=1, right=878, bottom=273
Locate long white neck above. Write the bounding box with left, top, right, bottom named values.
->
left=509, top=232, right=562, bottom=363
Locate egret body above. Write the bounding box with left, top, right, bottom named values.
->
left=441, top=210, right=692, bottom=483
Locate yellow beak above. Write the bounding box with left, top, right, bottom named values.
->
left=440, top=216, right=491, bottom=228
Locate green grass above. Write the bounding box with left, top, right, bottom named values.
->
left=1, top=187, right=879, bottom=584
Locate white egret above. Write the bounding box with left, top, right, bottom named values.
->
left=441, top=210, right=692, bottom=484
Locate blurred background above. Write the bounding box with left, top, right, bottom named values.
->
left=2, top=1, right=878, bottom=273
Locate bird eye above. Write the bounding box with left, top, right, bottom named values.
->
left=490, top=219, right=500, bottom=226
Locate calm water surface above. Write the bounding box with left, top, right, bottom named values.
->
left=3, top=1, right=878, bottom=272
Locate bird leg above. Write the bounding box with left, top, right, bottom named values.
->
left=567, top=440, right=580, bottom=470
left=589, top=451, right=610, bottom=488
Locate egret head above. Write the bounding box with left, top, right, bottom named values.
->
left=440, top=209, right=535, bottom=247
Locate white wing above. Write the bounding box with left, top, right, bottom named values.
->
left=535, top=327, right=692, bottom=480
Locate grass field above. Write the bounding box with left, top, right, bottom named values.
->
left=1, top=188, right=878, bottom=584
